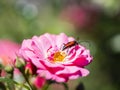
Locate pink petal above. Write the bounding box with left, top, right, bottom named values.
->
left=44, top=33, right=57, bottom=47
left=73, top=56, right=89, bottom=67
left=38, top=35, right=52, bottom=52
left=68, top=37, right=75, bottom=41
left=56, top=33, right=69, bottom=49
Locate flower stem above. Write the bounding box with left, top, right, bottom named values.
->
left=22, top=72, right=34, bottom=90
left=62, top=83, right=69, bottom=90
left=18, top=67, right=34, bottom=90
left=42, top=83, right=50, bottom=90
left=42, top=80, right=53, bottom=90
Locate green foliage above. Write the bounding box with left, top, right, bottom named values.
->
left=0, top=0, right=120, bottom=90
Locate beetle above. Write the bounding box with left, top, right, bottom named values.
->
left=62, top=41, right=78, bottom=51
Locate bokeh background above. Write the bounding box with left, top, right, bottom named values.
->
left=0, top=0, right=120, bottom=90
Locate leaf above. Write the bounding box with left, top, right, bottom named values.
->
left=0, top=77, right=30, bottom=90
left=0, top=77, right=14, bottom=84
left=0, top=77, right=15, bottom=90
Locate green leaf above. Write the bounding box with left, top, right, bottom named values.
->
left=0, top=77, right=14, bottom=83
left=0, top=77, right=15, bottom=90
left=0, top=77, right=30, bottom=90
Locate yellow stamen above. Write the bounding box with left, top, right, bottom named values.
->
left=53, top=51, right=66, bottom=63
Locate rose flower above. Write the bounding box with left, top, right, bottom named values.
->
left=19, top=33, right=92, bottom=82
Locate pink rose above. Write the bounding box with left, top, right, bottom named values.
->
left=32, top=76, right=45, bottom=89
left=0, top=40, right=20, bottom=76
left=0, top=40, right=20, bottom=66
left=19, top=33, right=92, bottom=82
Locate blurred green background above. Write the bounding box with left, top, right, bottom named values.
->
left=0, top=0, right=120, bottom=90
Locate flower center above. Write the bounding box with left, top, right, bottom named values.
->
left=53, top=51, right=66, bottom=63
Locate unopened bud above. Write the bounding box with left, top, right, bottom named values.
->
left=4, top=65, right=13, bottom=73
left=31, top=76, right=46, bottom=89
left=15, top=57, right=25, bottom=70
left=25, top=62, right=36, bottom=75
